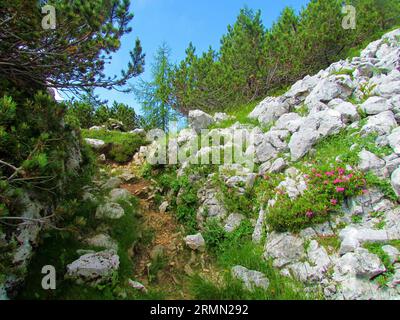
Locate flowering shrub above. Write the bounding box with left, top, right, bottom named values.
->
left=267, top=166, right=367, bottom=232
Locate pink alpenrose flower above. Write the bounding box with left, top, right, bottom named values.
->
left=330, top=199, right=338, bottom=205
left=336, top=187, right=345, bottom=192
left=306, top=211, right=314, bottom=218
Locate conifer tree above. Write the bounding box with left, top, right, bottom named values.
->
left=219, top=7, right=266, bottom=102
left=135, top=43, right=176, bottom=131
left=0, top=0, right=145, bottom=95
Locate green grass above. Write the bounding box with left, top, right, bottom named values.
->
left=316, top=235, right=341, bottom=254
left=209, top=100, right=261, bottom=130
left=330, top=68, right=355, bottom=79
left=82, top=129, right=146, bottom=163
left=189, top=241, right=319, bottom=300
left=351, top=215, right=363, bottom=224
left=212, top=173, right=258, bottom=219
left=363, top=242, right=395, bottom=286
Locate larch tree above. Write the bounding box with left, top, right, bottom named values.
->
left=135, top=43, right=176, bottom=131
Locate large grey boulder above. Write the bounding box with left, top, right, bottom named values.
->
left=84, top=138, right=105, bottom=150
left=361, top=111, right=397, bottom=136
left=334, top=276, right=380, bottom=300
left=252, top=140, right=278, bottom=163
left=360, top=39, right=382, bottom=58
left=264, top=130, right=290, bottom=151
left=339, top=226, right=389, bottom=255
left=109, top=188, right=132, bottom=202
left=382, top=245, right=399, bottom=264
left=376, top=80, right=400, bottom=98
left=387, top=127, right=400, bottom=154
left=66, top=250, right=119, bottom=285
left=269, top=158, right=287, bottom=173
left=288, top=128, right=319, bottom=161
left=284, top=75, right=319, bottom=102
left=329, top=100, right=360, bottom=124
left=358, top=149, right=385, bottom=174
left=188, top=110, right=214, bottom=133
left=231, top=266, right=269, bottom=291
left=264, top=232, right=305, bottom=268
left=391, top=167, right=400, bottom=198
left=248, top=96, right=289, bottom=124
left=288, top=240, right=332, bottom=283
left=184, top=233, right=205, bottom=251
left=223, top=213, right=244, bottom=233
left=333, top=247, right=385, bottom=280
left=275, top=113, right=304, bottom=133
left=360, top=96, right=392, bottom=115
left=288, top=109, right=344, bottom=160
left=304, top=76, right=353, bottom=106
left=102, top=177, right=122, bottom=190
left=95, top=202, right=125, bottom=219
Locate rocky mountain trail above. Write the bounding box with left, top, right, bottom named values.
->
left=139, top=28, right=400, bottom=300
left=111, top=166, right=215, bottom=299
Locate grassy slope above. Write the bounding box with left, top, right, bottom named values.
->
left=82, top=129, right=146, bottom=163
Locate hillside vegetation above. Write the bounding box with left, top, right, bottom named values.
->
left=1, top=0, right=400, bottom=301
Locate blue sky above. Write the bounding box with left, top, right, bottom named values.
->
left=95, top=0, right=310, bottom=114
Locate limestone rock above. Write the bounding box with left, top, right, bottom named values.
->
left=66, top=250, right=119, bottom=285
left=289, top=109, right=344, bottom=160
left=391, top=168, right=400, bottom=198
left=102, top=177, right=122, bottom=190
left=358, top=149, right=385, bottom=173
left=361, top=96, right=392, bottom=115
left=361, top=111, right=397, bottom=136
left=86, top=234, right=118, bottom=251
left=184, top=233, right=205, bottom=251
left=159, top=201, right=169, bottom=214
left=252, top=208, right=265, bottom=244
left=333, top=248, right=385, bottom=280
left=249, top=96, right=289, bottom=124
left=109, top=188, right=132, bottom=202
left=223, top=213, right=244, bottom=233
left=387, top=127, right=400, bottom=154
left=382, top=245, right=399, bottom=264
left=339, top=226, right=388, bottom=255
left=188, top=110, right=214, bottom=133
left=96, top=202, right=125, bottom=219
left=231, top=265, right=269, bottom=291
left=331, top=101, right=360, bottom=124
left=275, top=113, right=304, bottom=133
left=269, top=158, right=287, bottom=173
left=84, top=138, right=105, bottom=150
left=264, top=232, right=305, bottom=268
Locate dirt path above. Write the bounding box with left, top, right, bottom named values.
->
left=121, top=177, right=195, bottom=299
left=107, top=160, right=219, bottom=299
